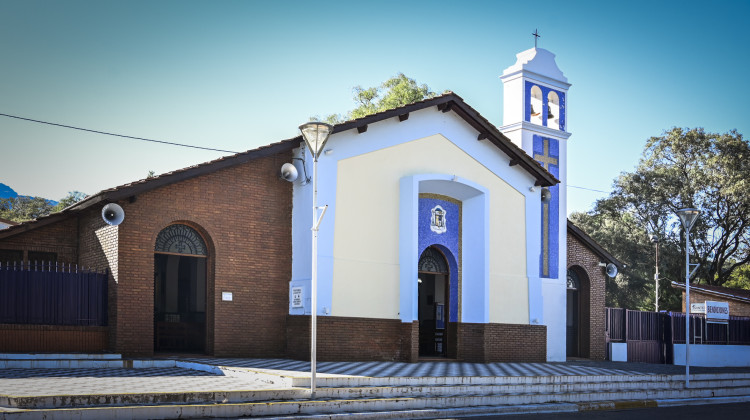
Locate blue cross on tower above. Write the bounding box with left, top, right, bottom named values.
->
left=534, top=137, right=558, bottom=278
left=532, top=29, right=541, bottom=48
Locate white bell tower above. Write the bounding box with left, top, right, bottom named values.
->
left=499, top=41, right=571, bottom=362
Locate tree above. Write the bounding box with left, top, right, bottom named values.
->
left=572, top=128, right=750, bottom=310
left=322, top=73, right=438, bottom=124
left=0, top=191, right=87, bottom=222
left=0, top=196, right=54, bottom=222
left=52, top=191, right=87, bottom=212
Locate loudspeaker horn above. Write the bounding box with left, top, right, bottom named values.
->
left=540, top=187, right=552, bottom=203
left=600, top=262, right=618, bottom=278
left=102, top=203, right=125, bottom=226
left=279, top=162, right=298, bottom=182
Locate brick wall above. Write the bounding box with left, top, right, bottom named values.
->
left=111, top=152, right=293, bottom=357
left=78, top=207, right=118, bottom=350
left=567, top=234, right=607, bottom=360
left=286, top=315, right=414, bottom=361
left=456, top=323, right=547, bottom=362
left=287, top=317, right=546, bottom=363
left=682, top=291, right=750, bottom=318
left=0, top=324, right=108, bottom=353
left=0, top=217, right=79, bottom=264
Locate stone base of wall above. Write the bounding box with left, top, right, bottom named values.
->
left=457, top=322, right=547, bottom=362
left=286, top=315, right=416, bottom=362
left=0, top=324, right=109, bottom=353
left=287, top=316, right=546, bottom=363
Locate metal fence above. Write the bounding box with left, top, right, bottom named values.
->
left=671, top=312, right=750, bottom=346
left=607, top=307, right=750, bottom=363
left=0, top=261, right=108, bottom=326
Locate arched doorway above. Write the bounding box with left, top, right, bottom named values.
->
left=566, top=269, right=580, bottom=357
left=567, top=266, right=592, bottom=358
left=418, top=246, right=450, bottom=357
left=154, top=224, right=207, bottom=353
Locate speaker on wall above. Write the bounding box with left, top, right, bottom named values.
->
left=102, top=203, right=125, bottom=226
left=279, top=162, right=298, bottom=182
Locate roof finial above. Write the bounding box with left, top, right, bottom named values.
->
left=532, top=29, right=540, bottom=48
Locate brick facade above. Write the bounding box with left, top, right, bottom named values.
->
left=566, top=233, right=607, bottom=360
left=0, top=324, right=108, bottom=353
left=455, top=323, right=547, bottom=362
left=286, top=316, right=546, bottom=363
left=681, top=290, right=750, bottom=318
left=286, top=315, right=417, bottom=362
left=0, top=217, right=79, bottom=265
left=0, top=151, right=294, bottom=358
left=108, top=152, right=293, bottom=356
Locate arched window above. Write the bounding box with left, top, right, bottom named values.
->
left=530, top=85, right=543, bottom=125
left=547, top=91, right=560, bottom=130
left=567, top=268, right=579, bottom=290
left=155, top=224, right=207, bottom=256
left=419, top=247, right=448, bottom=273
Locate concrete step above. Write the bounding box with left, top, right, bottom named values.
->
left=288, top=371, right=750, bottom=388
left=3, top=374, right=750, bottom=410
left=0, top=359, right=223, bottom=373
left=3, top=386, right=750, bottom=420
left=0, top=354, right=121, bottom=361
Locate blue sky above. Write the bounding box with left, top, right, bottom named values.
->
left=1, top=0, right=748, bottom=215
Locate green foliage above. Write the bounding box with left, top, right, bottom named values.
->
left=322, top=73, right=437, bottom=124
left=723, top=264, right=750, bottom=290
left=0, top=191, right=87, bottom=222
left=574, top=128, right=750, bottom=310
left=52, top=191, right=87, bottom=212
left=0, top=196, right=54, bottom=222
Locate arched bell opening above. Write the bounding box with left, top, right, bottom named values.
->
left=530, top=85, right=543, bottom=125
left=547, top=91, right=560, bottom=130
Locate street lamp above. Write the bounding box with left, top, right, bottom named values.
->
left=649, top=234, right=659, bottom=313
left=677, top=207, right=700, bottom=388
left=299, top=121, right=333, bottom=398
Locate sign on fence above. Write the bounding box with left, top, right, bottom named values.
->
left=705, top=300, right=729, bottom=324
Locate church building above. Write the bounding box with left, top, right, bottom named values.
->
left=0, top=47, right=620, bottom=362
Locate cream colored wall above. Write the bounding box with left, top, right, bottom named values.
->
left=332, top=134, right=528, bottom=322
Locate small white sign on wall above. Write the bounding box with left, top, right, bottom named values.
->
left=690, top=303, right=705, bottom=314
left=292, top=287, right=303, bottom=308
left=222, top=292, right=233, bottom=302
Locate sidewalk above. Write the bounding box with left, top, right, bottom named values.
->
left=2, top=356, right=749, bottom=399
left=2, top=356, right=750, bottom=419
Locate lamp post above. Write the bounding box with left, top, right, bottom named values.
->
left=649, top=234, right=659, bottom=313
left=677, top=207, right=700, bottom=388
left=299, top=121, right=333, bottom=398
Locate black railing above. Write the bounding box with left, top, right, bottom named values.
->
left=671, top=312, right=750, bottom=345
left=0, top=261, right=108, bottom=326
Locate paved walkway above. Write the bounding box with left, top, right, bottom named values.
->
left=180, top=357, right=750, bottom=377
left=2, top=357, right=749, bottom=398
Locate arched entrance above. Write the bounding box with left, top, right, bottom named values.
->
left=567, top=266, right=591, bottom=358
left=418, top=246, right=450, bottom=357
left=154, top=224, right=208, bottom=353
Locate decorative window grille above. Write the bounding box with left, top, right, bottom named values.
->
left=419, top=247, right=448, bottom=274
left=567, top=269, right=580, bottom=290
left=155, top=224, right=207, bottom=256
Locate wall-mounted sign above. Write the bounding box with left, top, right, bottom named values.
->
left=705, top=300, right=729, bottom=323
left=222, top=292, right=233, bottom=302
left=690, top=303, right=705, bottom=314
left=292, top=287, right=303, bottom=308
